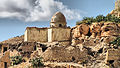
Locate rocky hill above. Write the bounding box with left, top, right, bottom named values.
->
left=0, top=35, right=24, bottom=45
left=1, top=22, right=120, bottom=68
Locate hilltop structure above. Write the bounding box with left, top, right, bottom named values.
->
left=24, top=12, right=71, bottom=45
left=110, top=0, right=120, bottom=17
left=1, top=1, right=120, bottom=68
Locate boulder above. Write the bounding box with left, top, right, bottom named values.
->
left=72, top=24, right=90, bottom=38
left=79, top=24, right=90, bottom=35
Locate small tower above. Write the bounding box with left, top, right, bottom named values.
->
left=115, top=0, right=120, bottom=11
left=50, top=12, right=67, bottom=28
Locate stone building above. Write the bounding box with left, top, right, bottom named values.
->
left=110, top=0, right=120, bottom=17
left=24, top=12, right=71, bottom=45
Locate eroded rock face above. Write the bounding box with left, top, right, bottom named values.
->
left=90, top=23, right=103, bottom=37
left=101, top=23, right=120, bottom=36
left=72, top=23, right=120, bottom=38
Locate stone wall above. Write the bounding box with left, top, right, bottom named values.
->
left=48, top=27, right=71, bottom=42
left=24, top=27, right=48, bottom=42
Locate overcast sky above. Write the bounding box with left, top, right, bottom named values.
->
left=0, top=0, right=115, bottom=41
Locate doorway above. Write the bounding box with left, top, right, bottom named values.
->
left=4, top=62, right=7, bottom=68
left=3, top=47, right=7, bottom=53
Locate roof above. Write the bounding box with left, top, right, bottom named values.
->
left=51, top=12, right=66, bottom=23
left=26, top=27, right=48, bottom=30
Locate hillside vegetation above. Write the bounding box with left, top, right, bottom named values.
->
left=76, top=14, right=120, bottom=25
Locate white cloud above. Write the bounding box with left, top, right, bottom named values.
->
left=0, top=0, right=82, bottom=22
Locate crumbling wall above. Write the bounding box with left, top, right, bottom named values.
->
left=41, top=46, right=88, bottom=62
left=17, top=42, right=38, bottom=58
left=18, top=42, right=37, bottom=52
left=24, top=27, right=48, bottom=42
left=0, top=51, right=10, bottom=68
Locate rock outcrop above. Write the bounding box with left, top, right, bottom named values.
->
left=72, top=22, right=120, bottom=45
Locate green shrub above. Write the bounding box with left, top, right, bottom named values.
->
left=10, top=56, right=23, bottom=66
left=110, top=37, right=120, bottom=46
left=29, top=57, right=44, bottom=68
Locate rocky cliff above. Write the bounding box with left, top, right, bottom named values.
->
left=71, top=22, right=120, bottom=68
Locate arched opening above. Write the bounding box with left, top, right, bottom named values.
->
left=59, top=24, right=62, bottom=27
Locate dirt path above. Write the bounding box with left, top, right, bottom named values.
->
left=44, top=62, right=84, bottom=68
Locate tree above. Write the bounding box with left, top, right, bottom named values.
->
left=95, top=15, right=105, bottom=22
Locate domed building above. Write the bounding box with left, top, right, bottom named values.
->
left=24, top=12, right=71, bottom=45
left=50, top=12, right=67, bottom=27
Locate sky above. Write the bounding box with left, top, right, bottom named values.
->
left=0, top=0, right=116, bottom=42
